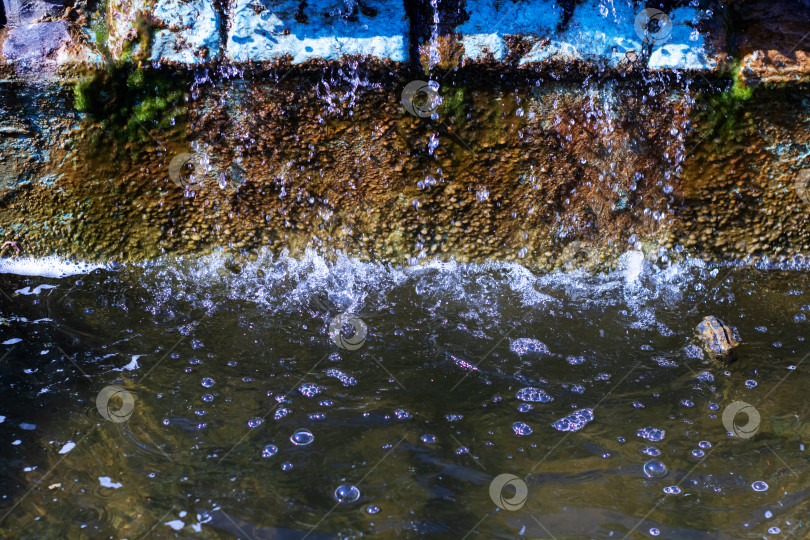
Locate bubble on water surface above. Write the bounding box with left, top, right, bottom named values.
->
left=299, top=383, right=323, bottom=398
left=518, top=404, right=533, bottom=412
left=334, top=485, right=360, bottom=503
left=649, top=529, right=660, bottom=536
left=768, top=527, right=781, bottom=534
left=566, top=356, right=586, bottom=365
left=366, top=505, right=380, bottom=514
left=455, top=446, right=469, bottom=454
left=202, top=394, right=214, bottom=402
left=421, top=434, right=436, bottom=444
left=752, top=481, right=768, bottom=492
left=663, top=486, right=682, bottom=494
left=510, top=338, right=550, bottom=355
left=516, top=387, right=553, bottom=403
left=248, top=418, right=263, bottom=428
left=262, top=445, right=278, bottom=458
left=281, top=462, right=294, bottom=471
left=643, top=460, right=668, bottom=478
left=394, top=409, right=412, bottom=420
left=290, top=429, right=314, bottom=446
left=275, top=408, right=290, bottom=420
left=201, top=378, right=215, bottom=388
left=309, top=413, right=325, bottom=420
left=691, top=449, right=705, bottom=458
left=551, top=408, right=594, bottom=432
left=445, top=414, right=463, bottom=421
left=637, top=427, right=665, bottom=442
left=745, top=380, right=758, bottom=389
left=325, top=368, right=357, bottom=387
left=699, top=440, right=711, bottom=449
left=643, top=447, right=661, bottom=457
left=512, top=422, right=533, bottom=436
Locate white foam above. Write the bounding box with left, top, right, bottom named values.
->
left=0, top=256, right=105, bottom=278
left=58, top=441, right=75, bottom=454
left=98, top=476, right=123, bottom=489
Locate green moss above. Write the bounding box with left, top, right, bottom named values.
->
left=440, top=86, right=466, bottom=120
left=73, top=65, right=189, bottom=154
left=90, top=0, right=112, bottom=61
left=696, top=62, right=756, bottom=146
left=729, top=64, right=753, bottom=101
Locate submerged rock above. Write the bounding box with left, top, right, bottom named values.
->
left=696, top=316, right=740, bottom=361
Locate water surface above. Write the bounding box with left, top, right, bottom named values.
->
left=0, top=251, right=808, bottom=538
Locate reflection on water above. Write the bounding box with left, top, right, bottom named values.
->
left=0, top=250, right=808, bottom=538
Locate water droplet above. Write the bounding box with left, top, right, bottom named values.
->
left=201, top=378, right=215, bottom=388
left=643, top=460, right=668, bottom=478
left=513, top=422, right=533, bottom=436
left=334, top=485, right=360, bottom=503
left=290, top=428, right=314, bottom=446
left=752, top=481, right=769, bottom=492
left=262, top=445, right=278, bottom=458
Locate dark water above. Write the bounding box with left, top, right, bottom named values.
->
left=0, top=251, right=808, bottom=539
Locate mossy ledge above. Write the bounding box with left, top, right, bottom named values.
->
left=0, top=61, right=808, bottom=269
